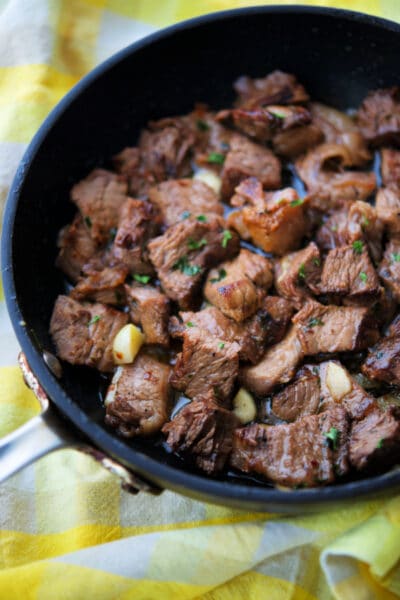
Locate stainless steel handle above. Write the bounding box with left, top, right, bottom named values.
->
left=0, top=352, right=162, bottom=495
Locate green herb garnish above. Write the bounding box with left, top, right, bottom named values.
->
left=134, top=274, right=151, bottom=284
left=298, top=263, right=306, bottom=280
left=221, top=230, right=232, bottom=248
left=218, top=342, right=225, bottom=349
left=188, top=238, right=207, bottom=250
left=88, top=315, right=100, bottom=326
left=196, top=214, right=207, bottom=222
left=308, top=318, right=324, bottom=328
left=391, top=252, right=400, bottom=263
left=173, top=256, right=202, bottom=276
left=181, top=210, right=191, bottom=220
left=361, top=216, right=370, bottom=228
left=210, top=268, right=227, bottom=284
left=352, top=240, right=364, bottom=254
left=270, top=110, right=286, bottom=119
left=186, top=321, right=195, bottom=327
left=330, top=225, right=338, bottom=232
left=359, top=271, right=368, bottom=283
left=196, top=119, right=210, bottom=132
left=207, top=152, right=225, bottom=165
left=313, top=258, right=321, bottom=267
left=290, top=198, right=304, bottom=207
left=84, top=216, right=92, bottom=228
left=377, top=438, right=384, bottom=449
left=324, top=427, right=340, bottom=451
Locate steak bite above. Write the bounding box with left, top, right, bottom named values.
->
left=162, top=400, right=239, bottom=474
left=148, top=215, right=239, bottom=309
left=70, top=263, right=128, bottom=306
left=71, top=169, right=129, bottom=245
left=271, top=366, right=321, bottom=422
left=50, top=295, right=128, bottom=372
left=204, top=249, right=273, bottom=322
left=293, top=300, right=379, bottom=355
left=240, top=327, right=304, bottom=396
left=111, top=198, right=161, bottom=274
left=220, top=134, right=281, bottom=199
left=104, top=354, right=171, bottom=437
left=56, top=214, right=98, bottom=282
left=234, top=70, right=309, bottom=109
left=379, top=240, right=400, bottom=302
left=148, top=179, right=223, bottom=227
left=362, top=335, right=400, bottom=388
left=228, top=186, right=309, bottom=255
left=274, top=242, right=321, bottom=309
left=357, top=87, right=400, bottom=146
left=125, top=282, right=170, bottom=346
left=170, top=328, right=240, bottom=405
left=381, top=148, right=400, bottom=187
left=375, top=187, right=400, bottom=238
left=230, top=407, right=350, bottom=487
left=295, top=143, right=376, bottom=208
left=319, top=244, right=380, bottom=301
left=350, top=406, right=400, bottom=471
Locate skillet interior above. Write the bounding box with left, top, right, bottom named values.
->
left=3, top=6, right=400, bottom=511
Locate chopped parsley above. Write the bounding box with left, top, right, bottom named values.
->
left=84, top=216, right=92, bottom=228
left=376, top=438, right=384, bottom=449
left=391, top=252, right=400, bottom=263
left=186, top=321, right=195, bottom=327
left=308, top=317, right=324, bottom=328
left=210, top=268, right=227, bottom=283
left=361, top=216, right=370, bottom=228
left=218, top=342, right=225, bottom=349
left=359, top=271, right=368, bottom=283
left=330, top=224, right=338, bottom=232
left=207, top=152, right=225, bottom=165
left=196, top=119, right=210, bottom=131
left=298, top=263, right=306, bottom=280
left=324, top=427, right=340, bottom=451
left=88, top=315, right=100, bottom=326
left=221, top=230, right=233, bottom=248
left=133, top=274, right=151, bottom=284
left=290, top=198, right=304, bottom=207
left=352, top=240, right=364, bottom=254
left=270, top=110, right=286, bottom=119
left=196, top=214, right=207, bottom=222
left=181, top=210, right=191, bottom=220
left=313, top=258, right=321, bottom=267
left=188, top=237, right=207, bottom=250
left=173, top=256, right=202, bottom=276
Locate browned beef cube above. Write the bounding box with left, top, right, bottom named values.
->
left=112, top=146, right=149, bottom=197
left=216, top=105, right=311, bottom=144
left=275, top=242, right=321, bottom=309
left=293, top=300, right=379, bottom=355
left=228, top=187, right=309, bottom=256
left=70, top=264, right=128, bottom=306
left=318, top=360, right=377, bottom=420
left=272, top=123, right=324, bottom=159
left=56, top=214, right=98, bottom=282
left=221, top=134, right=281, bottom=198
left=240, top=327, right=304, bottom=396
left=379, top=240, right=400, bottom=302
left=105, top=354, right=171, bottom=437
left=125, top=282, right=170, bottom=346
left=316, top=202, right=383, bottom=264
left=357, top=87, right=400, bottom=146
left=139, top=121, right=195, bottom=182
left=350, top=406, right=400, bottom=471
left=230, top=407, right=349, bottom=487
left=71, top=169, right=129, bottom=244
left=381, top=148, right=400, bottom=187
left=295, top=144, right=376, bottom=208
left=261, top=296, right=295, bottom=347
left=376, top=187, right=400, bottom=238
left=162, top=400, right=239, bottom=474
left=234, top=70, right=309, bottom=109
left=170, top=328, right=240, bottom=405
left=148, top=215, right=239, bottom=309
left=319, top=244, right=380, bottom=301
left=148, top=179, right=223, bottom=227
left=50, top=295, right=128, bottom=372
left=362, top=335, right=400, bottom=387
left=204, top=249, right=273, bottom=322
left=271, top=366, right=321, bottom=422
left=111, top=198, right=161, bottom=274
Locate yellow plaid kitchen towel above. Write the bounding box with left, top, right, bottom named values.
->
left=1, top=1, right=400, bottom=598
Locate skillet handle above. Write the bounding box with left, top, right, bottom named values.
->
left=0, top=353, right=162, bottom=495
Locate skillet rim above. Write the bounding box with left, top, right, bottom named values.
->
left=3, top=4, right=400, bottom=509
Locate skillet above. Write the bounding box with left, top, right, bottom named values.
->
left=2, top=5, right=400, bottom=512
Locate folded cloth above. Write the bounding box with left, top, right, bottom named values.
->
left=1, top=1, right=400, bottom=598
